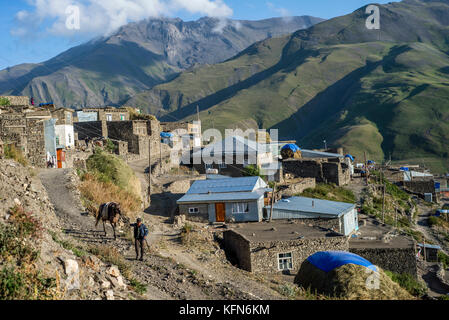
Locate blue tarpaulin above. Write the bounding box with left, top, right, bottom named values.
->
left=281, top=144, right=301, bottom=152
left=160, top=132, right=174, bottom=138
left=367, top=160, right=375, bottom=165
left=400, top=167, right=410, bottom=172
left=345, top=154, right=354, bottom=161
left=39, top=102, right=53, bottom=107
left=306, top=251, right=377, bottom=273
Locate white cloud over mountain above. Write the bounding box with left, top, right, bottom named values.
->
left=12, top=0, right=233, bottom=37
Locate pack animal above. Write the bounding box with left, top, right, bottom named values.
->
left=95, top=202, right=123, bottom=240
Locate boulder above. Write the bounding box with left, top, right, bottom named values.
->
left=105, top=290, right=115, bottom=300
left=107, top=265, right=121, bottom=278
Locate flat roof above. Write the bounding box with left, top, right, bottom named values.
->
left=270, top=196, right=355, bottom=217
left=226, top=220, right=344, bottom=243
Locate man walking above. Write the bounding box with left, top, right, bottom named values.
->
left=130, top=218, right=149, bottom=261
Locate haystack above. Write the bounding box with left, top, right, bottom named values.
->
left=281, top=144, right=302, bottom=160
left=294, top=252, right=413, bottom=300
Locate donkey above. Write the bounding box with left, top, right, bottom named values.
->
left=95, top=202, right=123, bottom=240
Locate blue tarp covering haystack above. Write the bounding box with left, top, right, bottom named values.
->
left=281, top=144, right=301, bottom=159
left=306, top=251, right=377, bottom=272
left=345, top=154, right=354, bottom=162
left=294, top=251, right=411, bottom=299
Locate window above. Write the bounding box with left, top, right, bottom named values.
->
left=189, top=208, right=199, bottom=214
left=232, top=203, right=249, bottom=214
left=120, top=114, right=125, bottom=121
left=66, top=113, right=71, bottom=123
left=219, top=163, right=227, bottom=169
left=278, top=253, right=293, bottom=271
left=68, top=134, right=72, bottom=144
left=56, top=136, right=60, bottom=146
left=106, top=114, right=112, bottom=121
left=205, top=164, right=213, bottom=170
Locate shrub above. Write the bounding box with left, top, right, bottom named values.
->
left=0, top=266, right=59, bottom=300
left=385, top=271, right=427, bottom=297
left=242, top=165, right=261, bottom=177
left=438, top=252, right=449, bottom=269
left=428, top=216, right=440, bottom=227
left=129, top=278, right=147, bottom=295
left=0, top=97, right=10, bottom=106
left=3, top=145, right=28, bottom=166
left=104, top=139, right=118, bottom=154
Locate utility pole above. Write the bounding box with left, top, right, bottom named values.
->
left=269, top=183, right=276, bottom=222
left=382, top=167, right=386, bottom=224
left=364, top=151, right=369, bottom=185
left=159, top=140, right=163, bottom=173
left=147, top=140, right=152, bottom=207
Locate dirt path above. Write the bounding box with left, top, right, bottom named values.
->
left=415, top=203, right=448, bottom=255
left=39, top=167, right=283, bottom=300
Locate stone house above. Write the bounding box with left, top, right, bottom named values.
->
left=349, top=237, right=418, bottom=277
left=223, top=220, right=348, bottom=273
left=0, top=110, right=51, bottom=167
left=161, top=120, right=202, bottom=148
left=52, top=108, right=75, bottom=148
left=187, top=135, right=279, bottom=180
left=74, top=119, right=161, bottom=159
left=282, top=157, right=351, bottom=186
left=74, top=107, right=130, bottom=122
left=177, top=176, right=272, bottom=223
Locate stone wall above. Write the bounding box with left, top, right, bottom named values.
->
left=402, top=180, right=435, bottom=196
left=223, top=230, right=349, bottom=273
left=179, top=203, right=209, bottom=222
left=249, top=236, right=349, bottom=273
left=277, top=178, right=316, bottom=197
left=282, top=159, right=350, bottom=186
left=223, top=230, right=252, bottom=271
left=74, top=121, right=104, bottom=140
left=0, top=96, right=29, bottom=106
left=25, top=119, right=46, bottom=167
left=349, top=246, right=418, bottom=277
left=0, top=113, right=47, bottom=167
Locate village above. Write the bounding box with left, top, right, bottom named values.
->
left=1, top=94, right=449, bottom=300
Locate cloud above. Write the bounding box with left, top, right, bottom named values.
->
left=12, top=0, right=233, bottom=37
left=266, top=1, right=293, bottom=21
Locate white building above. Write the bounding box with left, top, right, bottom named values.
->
left=55, top=124, right=75, bottom=148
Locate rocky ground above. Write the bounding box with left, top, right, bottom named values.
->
left=0, top=159, right=139, bottom=300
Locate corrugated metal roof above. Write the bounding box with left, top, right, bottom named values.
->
left=186, top=176, right=267, bottom=194
left=301, top=149, right=344, bottom=159
left=269, top=196, right=355, bottom=217
left=418, top=243, right=441, bottom=250
left=193, top=135, right=270, bottom=157
left=177, top=191, right=264, bottom=203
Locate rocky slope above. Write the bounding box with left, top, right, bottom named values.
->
left=0, top=159, right=138, bottom=300
left=0, top=16, right=323, bottom=109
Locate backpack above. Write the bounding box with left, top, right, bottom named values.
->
left=142, top=224, right=149, bottom=237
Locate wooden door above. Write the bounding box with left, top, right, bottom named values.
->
left=215, top=203, right=226, bottom=222
left=56, top=149, right=63, bottom=168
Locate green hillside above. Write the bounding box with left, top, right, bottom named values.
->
left=127, top=0, right=449, bottom=173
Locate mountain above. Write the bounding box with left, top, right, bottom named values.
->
left=0, top=16, right=323, bottom=108
left=127, top=0, right=449, bottom=173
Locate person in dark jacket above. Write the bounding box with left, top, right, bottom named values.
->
left=130, top=218, right=148, bottom=261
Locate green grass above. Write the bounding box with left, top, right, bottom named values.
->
left=385, top=271, right=427, bottom=297
left=438, top=252, right=449, bottom=269
left=300, top=183, right=356, bottom=203
left=3, top=145, right=28, bottom=166
left=49, top=231, right=88, bottom=258
left=129, top=278, right=147, bottom=295
left=0, top=97, right=10, bottom=106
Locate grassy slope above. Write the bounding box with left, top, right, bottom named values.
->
left=127, top=0, right=449, bottom=173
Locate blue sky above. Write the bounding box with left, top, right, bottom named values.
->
left=0, top=0, right=393, bottom=71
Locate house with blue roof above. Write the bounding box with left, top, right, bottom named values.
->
left=177, top=176, right=271, bottom=223
left=267, top=196, right=358, bottom=236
